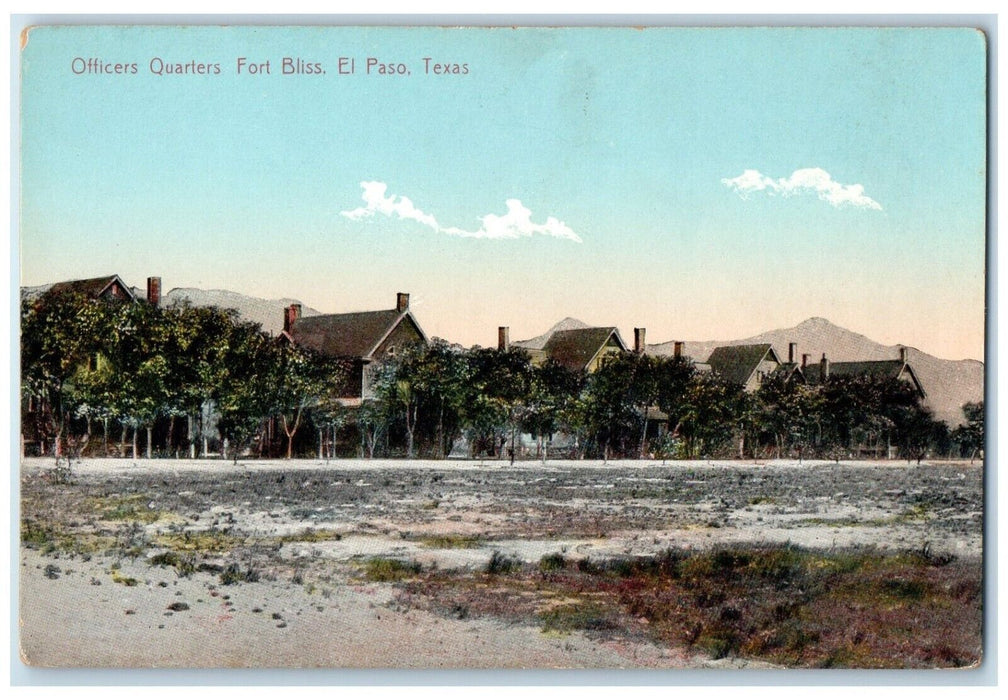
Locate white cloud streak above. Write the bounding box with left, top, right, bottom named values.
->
left=722, top=168, right=882, bottom=210
left=341, top=181, right=583, bottom=243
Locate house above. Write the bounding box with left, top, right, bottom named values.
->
left=46, top=273, right=136, bottom=303
left=499, top=324, right=629, bottom=373
left=43, top=274, right=164, bottom=306
left=705, top=343, right=783, bottom=392
left=801, top=347, right=926, bottom=398
left=281, top=292, right=428, bottom=405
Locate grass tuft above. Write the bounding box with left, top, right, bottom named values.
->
left=362, top=557, right=423, bottom=582
left=486, top=551, right=522, bottom=575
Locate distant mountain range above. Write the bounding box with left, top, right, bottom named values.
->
left=159, top=288, right=322, bottom=336
left=22, top=282, right=984, bottom=427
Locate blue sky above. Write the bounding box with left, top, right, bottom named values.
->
left=19, top=25, right=987, bottom=359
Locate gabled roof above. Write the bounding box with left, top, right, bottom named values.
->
left=542, top=327, right=627, bottom=372
left=803, top=359, right=926, bottom=397
left=772, top=362, right=805, bottom=383
left=706, top=343, right=780, bottom=387
left=288, top=308, right=427, bottom=360
left=48, top=274, right=136, bottom=301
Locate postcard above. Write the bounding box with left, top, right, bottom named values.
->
left=16, top=22, right=987, bottom=672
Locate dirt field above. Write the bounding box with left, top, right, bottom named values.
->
left=17, top=457, right=984, bottom=669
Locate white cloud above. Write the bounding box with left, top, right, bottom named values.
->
left=340, top=181, right=440, bottom=229
left=341, top=181, right=582, bottom=243
left=722, top=168, right=882, bottom=210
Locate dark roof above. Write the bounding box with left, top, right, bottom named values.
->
left=772, top=362, right=805, bottom=382
left=542, top=327, right=625, bottom=371
left=48, top=274, right=135, bottom=301
left=803, top=359, right=926, bottom=397
left=706, top=343, right=778, bottom=386
left=290, top=309, right=422, bottom=359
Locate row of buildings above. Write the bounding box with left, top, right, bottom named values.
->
left=35, top=274, right=928, bottom=408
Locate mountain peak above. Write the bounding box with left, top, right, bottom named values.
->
left=797, top=316, right=834, bottom=328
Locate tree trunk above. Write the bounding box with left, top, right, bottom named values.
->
left=405, top=404, right=417, bottom=459
left=102, top=417, right=109, bottom=456
left=167, top=414, right=176, bottom=457
left=282, top=408, right=302, bottom=460
left=132, top=427, right=138, bottom=460
left=188, top=414, right=195, bottom=459
left=437, top=403, right=445, bottom=459
left=639, top=407, right=649, bottom=459
left=146, top=425, right=153, bottom=459
left=120, top=424, right=127, bottom=458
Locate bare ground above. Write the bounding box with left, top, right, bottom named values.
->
left=17, top=457, right=984, bottom=668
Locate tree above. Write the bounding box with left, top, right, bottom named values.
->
left=524, top=359, right=586, bottom=461
left=462, top=347, right=535, bottom=462
left=411, top=340, right=469, bottom=458
left=165, top=303, right=238, bottom=458
left=581, top=353, right=652, bottom=460
left=20, top=289, right=110, bottom=457
left=214, top=321, right=274, bottom=462
left=953, top=401, right=984, bottom=462
left=756, top=375, right=823, bottom=460
left=103, top=300, right=175, bottom=458
left=355, top=399, right=387, bottom=459
left=894, top=403, right=947, bottom=464
left=674, top=372, right=741, bottom=459
left=265, top=342, right=324, bottom=459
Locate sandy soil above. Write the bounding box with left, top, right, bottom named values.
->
left=17, top=457, right=983, bottom=669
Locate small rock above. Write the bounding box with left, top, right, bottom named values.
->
left=167, top=602, right=190, bottom=612
left=276, top=622, right=287, bottom=628
left=44, top=564, right=61, bottom=580
left=125, top=609, right=135, bottom=615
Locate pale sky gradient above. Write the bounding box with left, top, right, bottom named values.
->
left=19, top=26, right=987, bottom=360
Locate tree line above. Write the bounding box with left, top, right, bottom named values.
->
left=20, top=289, right=983, bottom=462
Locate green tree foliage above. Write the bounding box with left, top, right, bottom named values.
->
left=756, top=374, right=823, bottom=460
left=524, top=359, right=586, bottom=461
left=213, top=321, right=275, bottom=462
left=21, top=289, right=110, bottom=456
left=581, top=352, right=663, bottom=460
left=166, top=304, right=239, bottom=457
left=674, top=371, right=742, bottom=458
left=461, top=347, right=535, bottom=462
left=953, top=401, right=984, bottom=462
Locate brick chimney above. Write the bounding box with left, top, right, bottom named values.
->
left=284, top=303, right=302, bottom=334
left=146, top=276, right=161, bottom=307
left=498, top=326, right=510, bottom=351
left=820, top=353, right=830, bottom=380
left=789, top=342, right=797, bottom=364
left=899, top=346, right=908, bottom=363
left=802, top=353, right=809, bottom=368
left=634, top=328, right=646, bottom=354
left=396, top=292, right=409, bottom=313
left=673, top=341, right=683, bottom=359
